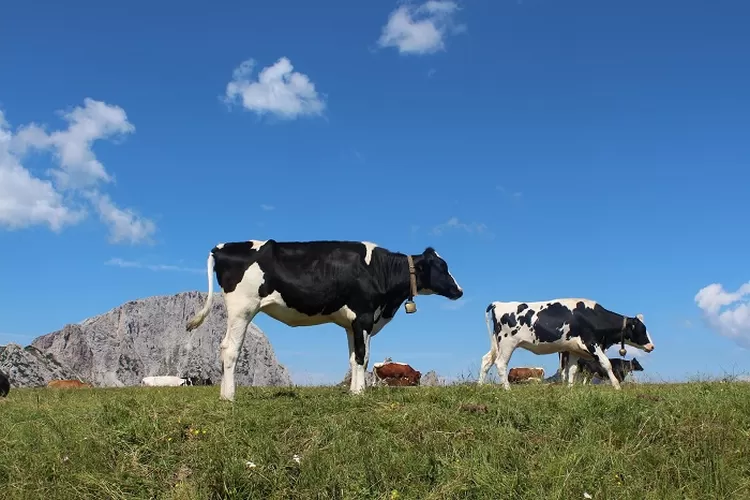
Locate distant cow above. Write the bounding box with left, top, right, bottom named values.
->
left=47, top=379, right=93, bottom=389
left=561, top=354, right=644, bottom=385
left=141, top=376, right=192, bottom=387
left=186, top=240, right=463, bottom=401
left=508, top=367, right=545, bottom=384
left=373, top=361, right=422, bottom=386
left=479, top=298, right=654, bottom=390
left=187, top=376, right=213, bottom=386
left=0, top=370, right=10, bottom=397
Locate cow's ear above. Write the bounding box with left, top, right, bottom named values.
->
left=423, top=247, right=436, bottom=256
left=636, top=313, right=644, bottom=322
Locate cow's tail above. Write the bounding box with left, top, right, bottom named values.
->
left=484, top=303, right=497, bottom=354
left=186, top=250, right=216, bottom=332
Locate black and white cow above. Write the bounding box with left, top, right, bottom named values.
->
left=561, top=354, right=644, bottom=385
left=479, top=298, right=654, bottom=390
left=186, top=240, right=463, bottom=401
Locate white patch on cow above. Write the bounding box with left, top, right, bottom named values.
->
left=263, top=292, right=357, bottom=328
left=373, top=360, right=409, bottom=368
left=558, top=323, right=571, bottom=338
left=249, top=239, right=268, bottom=248
left=216, top=243, right=225, bottom=249
left=361, top=241, right=378, bottom=265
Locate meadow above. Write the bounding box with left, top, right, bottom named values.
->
left=1, top=381, right=749, bottom=500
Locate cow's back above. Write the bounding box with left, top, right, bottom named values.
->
left=47, top=379, right=91, bottom=389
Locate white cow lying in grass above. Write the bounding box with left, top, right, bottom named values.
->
left=141, top=376, right=192, bottom=387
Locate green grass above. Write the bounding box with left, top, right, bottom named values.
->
left=1, top=382, right=750, bottom=500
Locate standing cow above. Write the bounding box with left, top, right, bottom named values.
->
left=479, top=298, right=654, bottom=390
left=0, top=370, right=9, bottom=397
left=186, top=240, right=463, bottom=401
left=561, top=353, right=644, bottom=385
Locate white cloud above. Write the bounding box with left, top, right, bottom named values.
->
left=431, top=216, right=490, bottom=237
left=224, top=57, right=325, bottom=120
left=260, top=204, right=275, bottom=211
left=93, top=193, right=156, bottom=244
left=497, top=185, right=522, bottom=200
left=695, top=282, right=750, bottom=347
left=377, top=1, right=465, bottom=55
left=105, top=258, right=202, bottom=274
left=0, top=100, right=155, bottom=243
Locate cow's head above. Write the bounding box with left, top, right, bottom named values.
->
left=416, top=247, right=463, bottom=300
left=624, top=313, right=654, bottom=353
left=630, top=358, right=644, bottom=372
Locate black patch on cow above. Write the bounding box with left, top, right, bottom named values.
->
left=519, top=309, right=535, bottom=327
left=487, top=304, right=500, bottom=334
left=533, top=302, right=574, bottom=343
left=500, top=313, right=517, bottom=328
left=0, top=370, right=9, bottom=398
left=573, top=302, right=648, bottom=349
left=511, top=328, right=520, bottom=336
left=517, top=303, right=528, bottom=314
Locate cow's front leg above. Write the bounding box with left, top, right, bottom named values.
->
left=587, top=344, right=621, bottom=390
left=350, top=314, right=374, bottom=395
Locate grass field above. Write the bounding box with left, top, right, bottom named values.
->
left=1, top=382, right=749, bottom=500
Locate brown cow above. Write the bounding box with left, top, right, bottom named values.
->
left=507, top=367, right=545, bottom=384
left=47, top=379, right=93, bottom=389
left=373, top=361, right=421, bottom=387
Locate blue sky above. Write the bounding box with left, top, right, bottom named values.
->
left=1, top=0, right=749, bottom=385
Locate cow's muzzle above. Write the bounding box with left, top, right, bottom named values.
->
left=643, top=343, right=655, bottom=353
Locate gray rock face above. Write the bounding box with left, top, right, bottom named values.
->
left=421, top=370, right=443, bottom=387
left=31, top=291, right=292, bottom=388
left=0, top=343, right=81, bottom=387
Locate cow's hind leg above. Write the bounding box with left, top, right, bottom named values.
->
left=219, top=296, right=260, bottom=401
left=348, top=314, right=374, bottom=395
left=478, top=345, right=497, bottom=385
left=563, top=353, right=580, bottom=387
left=494, top=342, right=515, bottom=390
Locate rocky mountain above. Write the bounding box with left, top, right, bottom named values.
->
left=421, top=370, right=443, bottom=386
left=25, top=291, right=291, bottom=388
left=0, top=343, right=81, bottom=387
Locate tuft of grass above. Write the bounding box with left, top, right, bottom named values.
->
left=1, top=382, right=750, bottom=499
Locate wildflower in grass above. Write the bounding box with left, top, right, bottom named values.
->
left=583, top=492, right=592, bottom=499
left=245, top=461, right=257, bottom=469
left=292, top=454, right=301, bottom=464
left=390, top=490, right=400, bottom=499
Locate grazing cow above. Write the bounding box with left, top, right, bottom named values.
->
left=47, top=379, right=93, bottom=389
left=141, top=376, right=192, bottom=387
left=186, top=240, right=463, bottom=400
left=561, top=353, right=644, bottom=385
left=479, top=298, right=654, bottom=390
left=507, top=366, right=545, bottom=384
left=373, top=361, right=422, bottom=386
left=0, top=370, right=9, bottom=397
